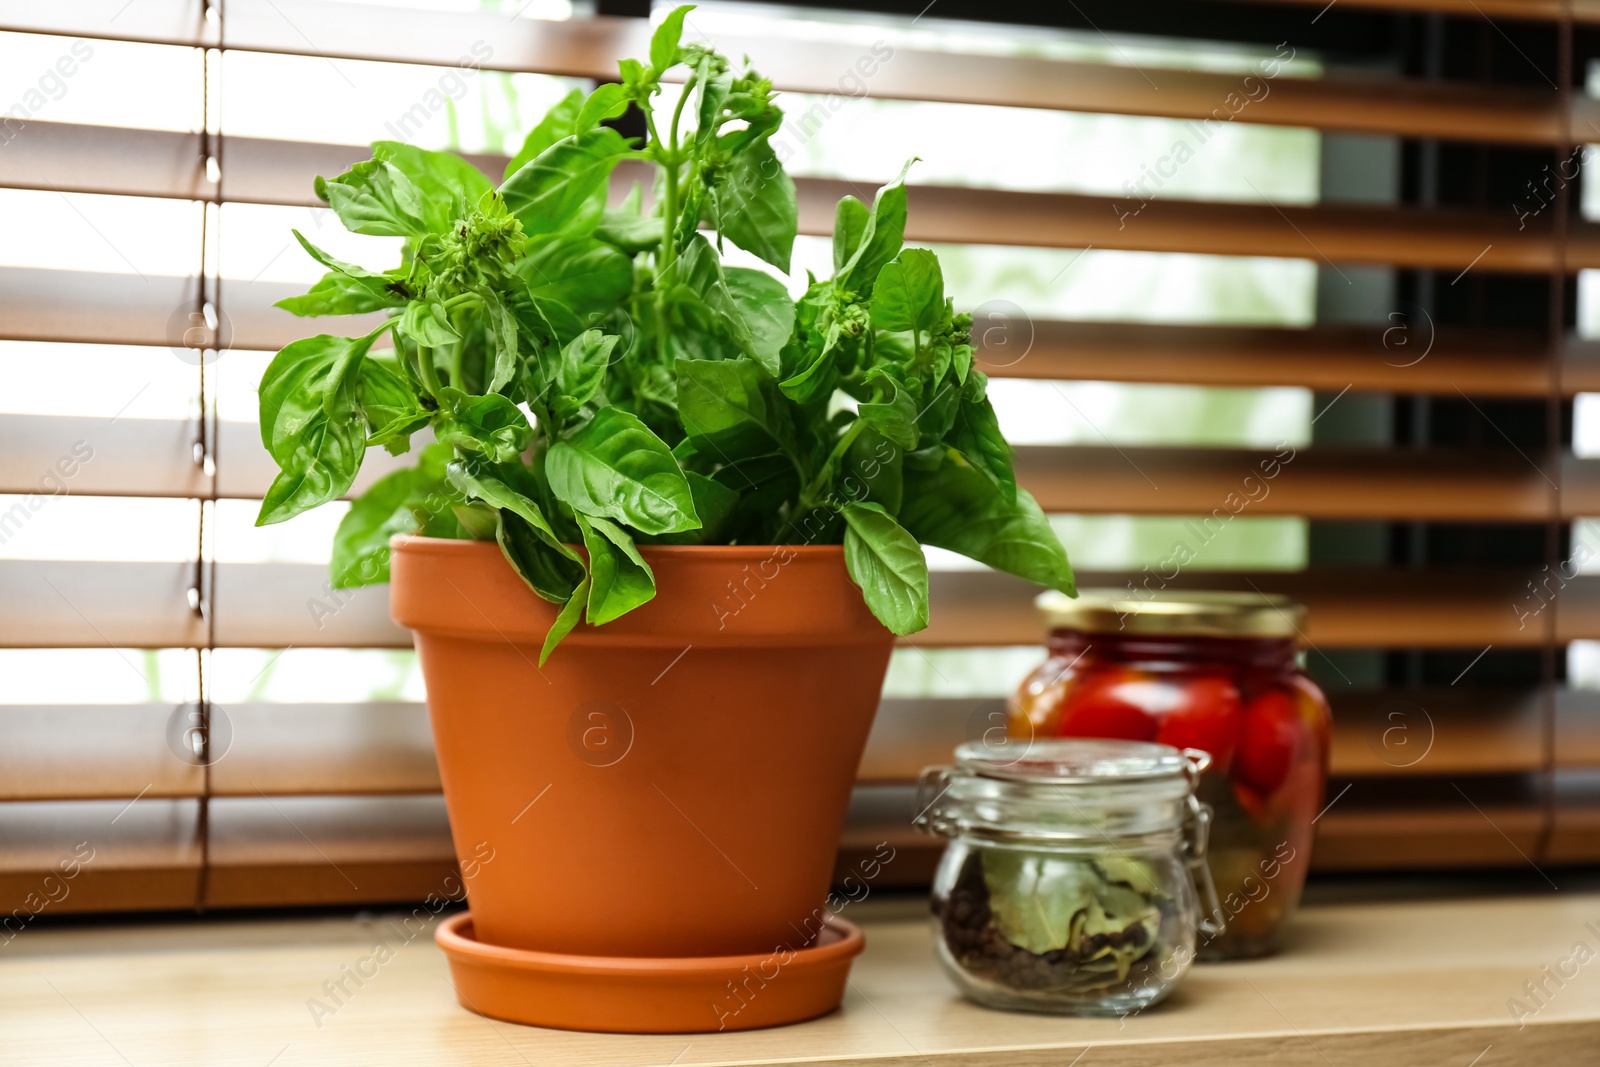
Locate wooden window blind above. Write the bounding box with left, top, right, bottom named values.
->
left=2, top=0, right=1599, bottom=914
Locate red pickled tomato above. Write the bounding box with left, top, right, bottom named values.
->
left=1234, top=689, right=1302, bottom=796
left=1153, top=676, right=1243, bottom=770
left=1054, top=670, right=1161, bottom=741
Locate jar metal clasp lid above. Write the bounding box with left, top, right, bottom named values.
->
left=913, top=765, right=956, bottom=838
left=1177, top=747, right=1226, bottom=939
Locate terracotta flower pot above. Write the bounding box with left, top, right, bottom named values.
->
left=390, top=536, right=895, bottom=959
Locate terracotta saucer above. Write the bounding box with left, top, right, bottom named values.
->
left=435, top=911, right=865, bottom=1033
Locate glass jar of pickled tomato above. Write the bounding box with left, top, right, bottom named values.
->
left=1010, top=590, right=1331, bottom=960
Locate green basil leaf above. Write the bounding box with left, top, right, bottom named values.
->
left=497, top=507, right=586, bottom=605
left=505, top=87, right=583, bottom=181
left=279, top=230, right=407, bottom=312
left=576, top=82, right=630, bottom=134
left=841, top=501, right=928, bottom=636
left=553, top=328, right=618, bottom=414
left=318, top=158, right=428, bottom=238
left=778, top=320, right=842, bottom=404
left=332, top=323, right=395, bottom=419
left=665, top=320, right=740, bottom=365
left=636, top=471, right=739, bottom=545
left=709, top=453, right=800, bottom=544
left=259, top=333, right=381, bottom=465
left=668, top=235, right=772, bottom=372
left=576, top=513, right=657, bottom=625
left=650, top=5, right=694, bottom=72
left=695, top=54, right=732, bottom=141
left=330, top=472, right=416, bottom=589
left=900, top=450, right=1074, bottom=594
left=832, top=195, right=869, bottom=275
left=723, top=267, right=795, bottom=370
left=675, top=356, right=796, bottom=461
left=871, top=248, right=944, bottom=335
left=540, top=576, right=589, bottom=665
left=676, top=178, right=707, bottom=249
left=545, top=407, right=700, bottom=535
left=286, top=229, right=388, bottom=282
left=256, top=407, right=365, bottom=526
left=914, top=377, right=959, bottom=443
left=513, top=236, right=634, bottom=340
left=435, top=393, right=532, bottom=464
left=857, top=370, right=919, bottom=451
left=596, top=209, right=662, bottom=254
left=479, top=288, right=520, bottom=393
left=834, top=159, right=911, bottom=296
left=929, top=338, right=954, bottom=385
left=618, top=58, right=646, bottom=87
left=713, top=136, right=797, bottom=273
left=453, top=503, right=499, bottom=540
left=371, top=141, right=492, bottom=233
left=446, top=460, right=574, bottom=557
left=276, top=269, right=403, bottom=317
left=500, top=127, right=630, bottom=237
left=399, top=300, right=459, bottom=348
left=843, top=426, right=903, bottom=514
left=949, top=394, right=1016, bottom=503
left=367, top=413, right=431, bottom=455
left=329, top=445, right=460, bottom=588
left=952, top=341, right=974, bottom=386
left=357, top=355, right=426, bottom=454
left=962, top=364, right=988, bottom=403
left=451, top=461, right=587, bottom=612
left=596, top=181, right=657, bottom=256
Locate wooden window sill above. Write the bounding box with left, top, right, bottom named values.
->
left=4, top=887, right=1598, bottom=1064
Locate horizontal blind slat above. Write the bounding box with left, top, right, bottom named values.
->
left=0, top=798, right=200, bottom=872
left=8, top=689, right=1572, bottom=804
left=0, top=267, right=199, bottom=348
left=0, top=415, right=203, bottom=498
left=998, top=320, right=1565, bottom=397
left=3, top=415, right=1591, bottom=519
left=0, top=786, right=1579, bottom=916
left=1016, top=445, right=1592, bottom=520
left=0, top=705, right=205, bottom=801
left=816, top=180, right=1600, bottom=271
left=1312, top=807, right=1546, bottom=869
left=6, top=264, right=1591, bottom=398
left=845, top=780, right=1560, bottom=874
left=0, top=266, right=383, bottom=351
left=2, top=3, right=1591, bottom=144
left=7, top=121, right=1600, bottom=270
left=861, top=690, right=1551, bottom=783
left=1245, top=0, right=1600, bottom=21
left=0, top=560, right=201, bottom=648
left=0, top=561, right=1589, bottom=648
left=921, top=568, right=1600, bottom=649
left=0, top=415, right=419, bottom=500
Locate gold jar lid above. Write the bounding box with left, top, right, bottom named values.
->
left=1036, top=588, right=1306, bottom=639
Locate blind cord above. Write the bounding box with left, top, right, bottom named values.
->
left=1536, top=0, right=1575, bottom=870
left=191, top=0, right=225, bottom=914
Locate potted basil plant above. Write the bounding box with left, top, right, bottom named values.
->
left=258, top=4, right=1072, bottom=980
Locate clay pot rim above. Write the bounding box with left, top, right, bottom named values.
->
left=435, top=911, right=864, bottom=975
left=391, top=534, right=844, bottom=560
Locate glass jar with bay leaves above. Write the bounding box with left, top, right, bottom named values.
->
left=915, top=739, right=1222, bottom=1016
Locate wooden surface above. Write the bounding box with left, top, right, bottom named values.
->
left=3, top=890, right=1599, bottom=1065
